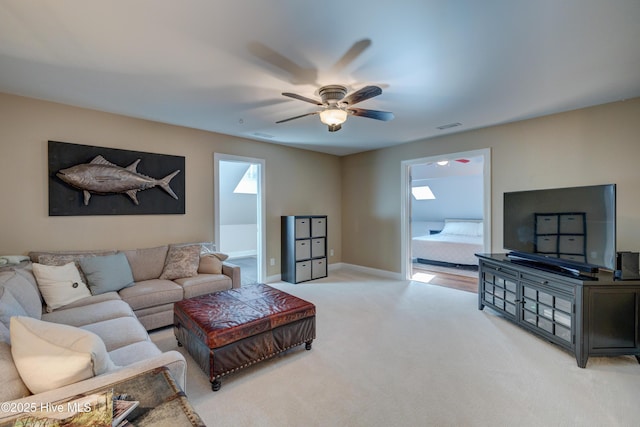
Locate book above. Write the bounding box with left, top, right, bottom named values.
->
left=112, top=394, right=139, bottom=427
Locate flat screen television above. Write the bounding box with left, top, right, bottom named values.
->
left=503, top=184, right=616, bottom=274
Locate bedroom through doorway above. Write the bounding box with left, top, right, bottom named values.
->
left=401, top=149, right=491, bottom=292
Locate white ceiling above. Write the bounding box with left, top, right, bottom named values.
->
left=412, top=155, right=484, bottom=182
left=1, top=1, right=639, bottom=156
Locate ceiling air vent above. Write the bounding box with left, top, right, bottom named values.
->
left=436, top=122, right=462, bottom=130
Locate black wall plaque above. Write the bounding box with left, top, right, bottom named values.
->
left=48, top=141, right=186, bottom=216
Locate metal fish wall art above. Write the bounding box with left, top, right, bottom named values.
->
left=57, top=155, right=181, bottom=206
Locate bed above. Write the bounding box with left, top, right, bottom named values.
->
left=411, top=219, right=484, bottom=266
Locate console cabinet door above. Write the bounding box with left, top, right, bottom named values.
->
left=480, top=262, right=518, bottom=318
left=521, top=283, right=573, bottom=347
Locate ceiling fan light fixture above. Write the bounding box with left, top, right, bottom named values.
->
left=319, top=108, right=348, bottom=126
left=277, top=84, right=392, bottom=132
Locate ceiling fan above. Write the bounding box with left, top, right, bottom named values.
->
left=276, top=85, right=394, bottom=132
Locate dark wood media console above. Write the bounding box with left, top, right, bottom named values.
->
left=477, top=253, right=640, bottom=368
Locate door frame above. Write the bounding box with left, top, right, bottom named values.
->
left=214, top=153, right=266, bottom=283
left=400, top=148, right=491, bottom=280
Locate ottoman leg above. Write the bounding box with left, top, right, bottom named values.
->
left=211, top=379, right=222, bottom=392
left=305, top=340, right=313, bottom=350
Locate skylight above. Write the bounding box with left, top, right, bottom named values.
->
left=412, top=185, right=435, bottom=200
left=233, top=164, right=258, bottom=194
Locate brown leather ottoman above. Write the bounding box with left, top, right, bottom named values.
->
left=173, top=283, right=316, bottom=391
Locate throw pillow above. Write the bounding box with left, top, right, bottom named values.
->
left=10, top=316, right=118, bottom=394
left=159, top=244, right=201, bottom=280
left=198, top=253, right=230, bottom=274
left=32, top=262, right=92, bottom=312
left=78, top=253, right=135, bottom=295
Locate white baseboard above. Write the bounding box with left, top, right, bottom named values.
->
left=264, top=262, right=402, bottom=284
left=334, top=263, right=404, bottom=280
left=265, top=274, right=281, bottom=283
left=328, top=262, right=343, bottom=272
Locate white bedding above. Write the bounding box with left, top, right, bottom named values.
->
left=411, top=220, right=484, bottom=266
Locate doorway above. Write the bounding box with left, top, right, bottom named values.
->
left=400, top=148, right=491, bottom=287
left=214, top=154, right=265, bottom=285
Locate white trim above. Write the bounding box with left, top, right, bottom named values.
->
left=214, top=153, right=266, bottom=284
left=265, top=274, right=282, bottom=283
left=328, top=262, right=343, bottom=272
left=338, top=263, right=404, bottom=280
left=266, top=262, right=383, bottom=284
left=400, top=148, right=492, bottom=280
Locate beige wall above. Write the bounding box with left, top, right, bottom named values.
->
left=0, top=93, right=342, bottom=277
left=3, top=92, right=639, bottom=277
left=341, top=98, right=640, bottom=273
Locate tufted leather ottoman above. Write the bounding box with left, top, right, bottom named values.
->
left=173, top=283, right=315, bottom=391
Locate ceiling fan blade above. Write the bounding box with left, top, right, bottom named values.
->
left=248, top=41, right=318, bottom=86
left=282, top=92, right=323, bottom=106
left=330, top=39, right=372, bottom=73
left=275, top=111, right=319, bottom=124
left=341, top=85, right=382, bottom=106
left=348, top=108, right=394, bottom=121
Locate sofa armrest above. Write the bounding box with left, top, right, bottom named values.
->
left=222, top=262, right=241, bottom=288
left=0, top=351, right=186, bottom=420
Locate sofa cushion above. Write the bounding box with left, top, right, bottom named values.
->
left=42, top=299, right=135, bottom=327
left=133, top=304, right=175, bottom=331
left=159, top=244, right=200, bottom=280
left=0, top=342, right=30, bottom=401
left=108, top=340, right=162, bottom=366
left=0, top=322, right=9, bottom=343
left=13, top=267, right=43, bottom=305
left=79, top=253, right=135, bottom=295
left=0, top=270, right=42, bottom=320
left=32, top=262, right=92, bottom=312
left=118, top=279, right=183, bottom=311
left=0, top=287, right=29, bottom=335
left=174, top=274, right=233, bottom=298
left=55, top=291, right=122, bottom=310
left=10, top=316, right=118, bottom=394
left=81, top=316, right=150, bottom=352
left=122, top=245, right=169, bottom=282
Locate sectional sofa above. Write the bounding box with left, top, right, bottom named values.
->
left=0, top=242, right=240, bottom=420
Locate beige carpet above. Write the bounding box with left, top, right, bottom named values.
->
left=151, top=269, right=640, bottom=427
